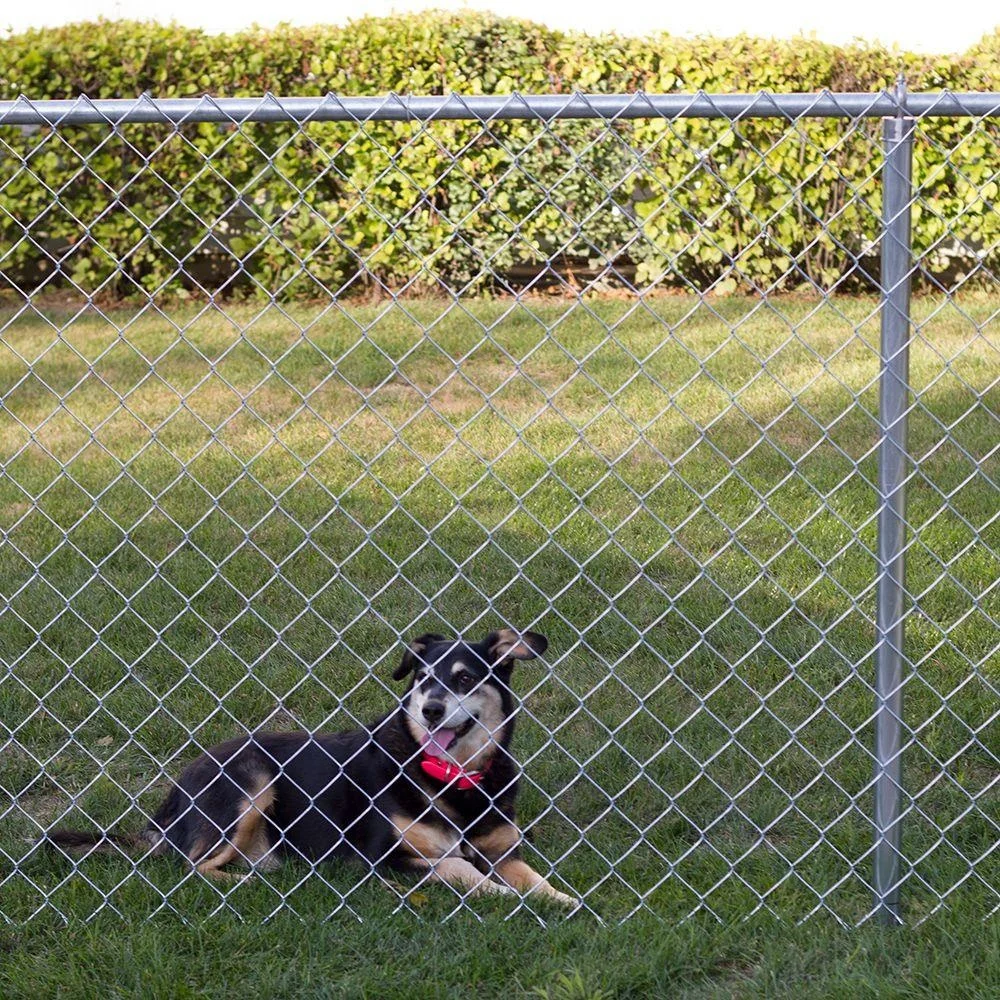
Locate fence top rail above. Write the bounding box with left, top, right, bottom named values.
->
left=2, top=90, right=1000, bottom=126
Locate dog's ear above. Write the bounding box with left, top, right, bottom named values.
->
left=392, top=633, right=446, bottom=680
left=486, top=628, right=548, bottom=665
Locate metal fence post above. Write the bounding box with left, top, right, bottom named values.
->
left=873, top=79, right=914, bottom=927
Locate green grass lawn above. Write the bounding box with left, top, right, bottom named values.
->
left=0, top=291, right=996, bottom=991
left=1, top=905, right=998, bottom=999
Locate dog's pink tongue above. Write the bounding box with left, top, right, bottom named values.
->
left=422, top=729, right=456, bottom=758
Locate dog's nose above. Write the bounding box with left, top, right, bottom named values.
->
left=422, top=701, right=446, bottom=724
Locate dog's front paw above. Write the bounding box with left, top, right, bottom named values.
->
left=528, top=882, right=580, bottom=909
left=550, top=888, right=580, bottom=908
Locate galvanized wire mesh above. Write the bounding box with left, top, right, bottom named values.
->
left=0, top=91, right=997, bottom=925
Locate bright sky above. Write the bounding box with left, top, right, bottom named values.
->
left=4, top=0, right=999, bottom=53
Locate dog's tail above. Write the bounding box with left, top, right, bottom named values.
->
left=46, top=827, right=145, bottom=857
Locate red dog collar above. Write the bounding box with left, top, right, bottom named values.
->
left=420, top=753, right=486, bottom=790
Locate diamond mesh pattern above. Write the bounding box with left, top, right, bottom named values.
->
left=0, top=92, right=997, bottom=925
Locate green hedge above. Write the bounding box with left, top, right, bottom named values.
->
left=2, top=14, right=999, bottom=297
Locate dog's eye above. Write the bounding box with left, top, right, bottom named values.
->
left=454, top=671, right=475, bottom=692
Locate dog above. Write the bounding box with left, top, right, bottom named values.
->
left=48, top=628, right=575, bottom=906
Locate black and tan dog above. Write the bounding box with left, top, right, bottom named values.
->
left=49, top=628, right=575, bottom=906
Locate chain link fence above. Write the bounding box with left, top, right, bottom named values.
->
left=0, top=89, right=997, bottom=926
